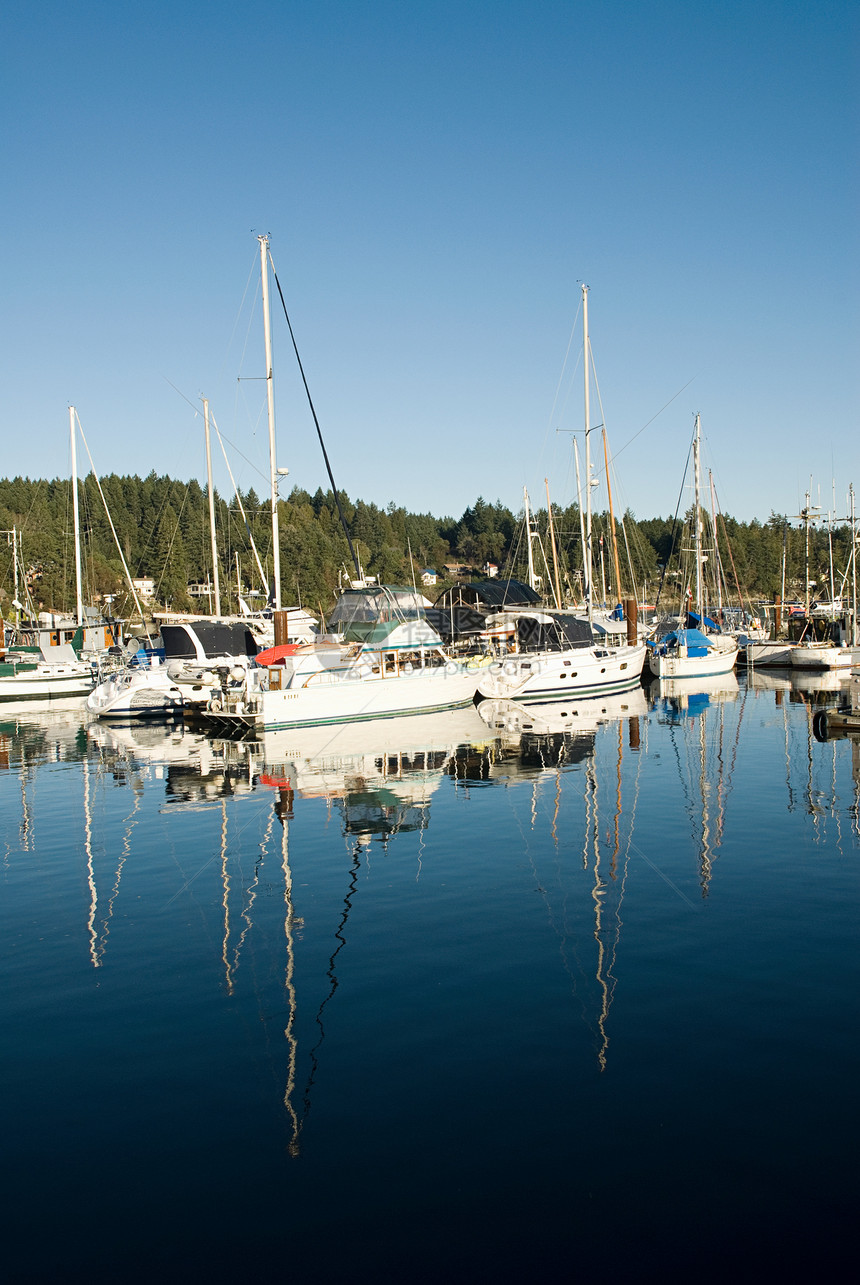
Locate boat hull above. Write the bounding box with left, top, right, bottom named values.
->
left=647, top=639, right=738, bottom=680
left=743, top=640, right=797, bottom=667
left=476, top=644, right=646, bottom=703
left=210, top=661, right=486, bottom=733
left=87, top=667, right=184, bottom=719
left=0, top=666, right=95, bottom=702
left=790, top=644, right=854, bottom=670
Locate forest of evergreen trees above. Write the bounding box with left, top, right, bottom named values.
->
left=0, top=472, right=856, bottom=622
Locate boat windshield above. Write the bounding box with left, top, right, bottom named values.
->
left=326, top=587, right=427, bottom=630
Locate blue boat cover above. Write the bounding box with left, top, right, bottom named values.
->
left=686, top=611, right=722, bottom=633
left=657, top=627, right=713, bottom=658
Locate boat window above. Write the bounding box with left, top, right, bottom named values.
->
left=384, top=652, right=397, bottom=675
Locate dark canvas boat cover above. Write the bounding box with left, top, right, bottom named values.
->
left=424, top=606, right=487, bottom=643
left=161, top=622, right=259, bottom=660
left=434, top=579, right=541, bottom=610
left=516, top=613, right=593, bottom=652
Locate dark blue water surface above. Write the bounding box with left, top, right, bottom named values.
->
left=1, top=674, right=857, bottom=1281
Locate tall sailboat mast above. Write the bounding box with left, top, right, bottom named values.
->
left=69, top=406, right=84, bottom=626
left=693, top=412, right=703, bottom=620
left=802, top=488, right=813, bottom=618
left=259, top=234, right=281, bottom=612
left=582, top=284, right=593, bottom=625
left=573, top=438, right=587, bottom=607
left=850, top=484, right=858, bottom=647
left=524, top=486, right=537, bottom=592
left=602, top=427, right=623, bottom=605
left=202, top=397, right=221, bottom=616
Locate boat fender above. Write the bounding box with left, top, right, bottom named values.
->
left=208, top=695, right=223, bottom=713
left=812, top=710, right=829, bottom=743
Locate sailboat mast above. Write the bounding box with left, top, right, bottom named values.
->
left=803, top=488, right=811, bottom=617
left=203, top=398, right=222, bottom=616
left=259, top=234, right=281, bottom=612
left=524, top=487, right=537, bottom=592
left=780, top=522, right=788, bottom=614
left=69, top=406, right=84, bottom=626
left=847, top=483, right=858, bottom=648
left=602, top=428, right=623, bottom=604
left=10, top=527, right=20, bottom=627
left=693, top=413, right=703, bottom=620
left=709, top=470, right=723, bottom=617
left=582, top=284, right=593, bottom=625
left=573, top=438, right=587, bottom=606
left=545, top=478, right=563, bottom=610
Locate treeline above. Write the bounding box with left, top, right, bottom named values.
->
left=0, top=472, right=855, bottom=619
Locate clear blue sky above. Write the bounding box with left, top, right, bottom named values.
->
left=2, top=0, right=857, bottom=524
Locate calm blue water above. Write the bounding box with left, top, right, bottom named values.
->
left=1, top=673, right=857, bottom=1281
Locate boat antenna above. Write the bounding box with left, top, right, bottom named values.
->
left=269, top=257, right=362, bottom=581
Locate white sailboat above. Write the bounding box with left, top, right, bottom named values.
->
left=0, top=411, right=98, bottom=703
left=790, top=484, right=856, bottom=670
left=646, top=415, right=739, bottom=680
left=477, top=285, right=646, bottom=703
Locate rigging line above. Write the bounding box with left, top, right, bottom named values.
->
left=546, top=298, right=584, bottom=433
left=225, top=251, right=259, bottom=384
left=653, top=438, right=694, bottom=614
left=211, top=414, right=269, bottom=594
left=536, top=300, right=584, bottom=487
left=163, top=377, right=271, bottom=489
left=611, top=376, right=698, bottom=463
left=73, top=413, right=152, bottom=639
left=712, top=481, right=749, bottom=616
left=269, top=260, right=362, bottom=581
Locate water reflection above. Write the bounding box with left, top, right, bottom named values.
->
left=475, top=689, right=650, bottom=1068
left=252, top=705, right=492, bottom=847
left=0, top=677, right=856, bottom=1132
